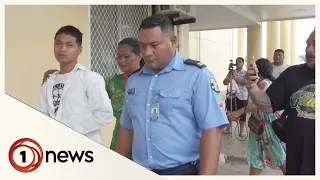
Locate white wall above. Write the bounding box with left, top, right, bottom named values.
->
left=5, top=5, right=89, bottom=107
left=189, top=29, right=234, bottom=100
left=5, top=5, right=115, bottom=148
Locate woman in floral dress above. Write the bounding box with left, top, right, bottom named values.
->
left=229, top=58, right=286, bottom=175
left=106, top=37, right=143, bottom=151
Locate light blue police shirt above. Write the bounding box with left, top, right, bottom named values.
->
left=120, top=51, right=230, bottom=170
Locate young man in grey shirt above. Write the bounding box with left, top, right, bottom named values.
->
left=272, top=49, right=289, bottom=79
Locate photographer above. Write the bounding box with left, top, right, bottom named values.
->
left=244, top=29, right=315, bottom=175
left=223, top=57, right=248, bottom=136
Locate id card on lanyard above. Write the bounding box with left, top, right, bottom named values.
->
left=150, top=93, right=160, bottom=121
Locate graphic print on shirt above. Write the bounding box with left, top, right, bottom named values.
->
left=52, top=83, right=65, bottom=115
left=290, top=84, right=315, bottom=119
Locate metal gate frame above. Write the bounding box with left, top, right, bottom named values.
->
left=88, top=5, right=150, bottom=79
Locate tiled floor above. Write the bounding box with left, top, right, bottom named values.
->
left=219, top=121, right=283, bottom=175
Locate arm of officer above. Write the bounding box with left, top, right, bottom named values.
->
left=193, top=69, right=230, bottom=175
left=74, top=72, right=113, bottom=134
left=116, top=99, right=133, bottom=159
left=36, top=82, right=49, bottom=115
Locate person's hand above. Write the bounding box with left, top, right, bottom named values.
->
left=228, top=110, right=241, bottom=122
left=41, top=69, right=58, bottom=86
left=244, top=64, right=259, bottom=87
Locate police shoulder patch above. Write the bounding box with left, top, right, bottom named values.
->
left=184, top=59, right=207, bottom=69
left=210, top=77, right=220, bottom=93
left=128, top=68, right=141, bottom=78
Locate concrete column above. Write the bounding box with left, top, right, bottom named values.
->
left=177, top=24, right=190, bottom=58
left=247, top=24, right=262, bottom=68
left=280, top=20, right=291, bottom=65
left=169, top=5, right=190, bottom=58
left=266, top=21, right=280, bottom=61
left=148, top=5, right=152, bottom=16
left=237, top=28, right=246, bottom=58
left=188, top=31, right=200, bottom=60
left=290, top=20, right=299, bottom=65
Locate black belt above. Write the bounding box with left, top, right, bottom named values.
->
left=151, top=160, right=199, bottom=175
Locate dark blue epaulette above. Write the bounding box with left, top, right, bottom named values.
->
left=184, top=59, right=207, bottom=69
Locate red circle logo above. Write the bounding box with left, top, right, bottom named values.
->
left=8, top=138, right=43, bottom=173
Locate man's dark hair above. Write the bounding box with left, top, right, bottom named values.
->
left=55, top=25, right=83, bottom=46
left=139, top=15, right=174, bottom=34
left=236, top=57, right=244, bottom=63
left=274, top=49, right=284, bottom=55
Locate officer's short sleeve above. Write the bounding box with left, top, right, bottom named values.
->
left=120, top=97, right=133, bottom=130
left=192, top=69, right=230, bottom=132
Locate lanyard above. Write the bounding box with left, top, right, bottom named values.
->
left=153, top=92, right=160, bottom=104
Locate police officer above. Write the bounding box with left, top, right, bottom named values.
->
left=116, top=15, right=229, bottom=175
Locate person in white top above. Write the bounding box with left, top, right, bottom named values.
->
left=272, top=49, right=289, bottom=79
left=37, top=25, right=113, bottom=143
left=223, top=57, right=248, bottom=136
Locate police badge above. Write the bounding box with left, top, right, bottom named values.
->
left=210, top=78, right=220, bottom=93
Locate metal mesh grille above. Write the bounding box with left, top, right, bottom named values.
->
left=90, top=5, right=149, bottom=78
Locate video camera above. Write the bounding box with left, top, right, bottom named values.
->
left=228, top=60, right=236, bottom=71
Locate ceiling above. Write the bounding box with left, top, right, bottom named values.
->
left=189, top=5, right=315, bottom=31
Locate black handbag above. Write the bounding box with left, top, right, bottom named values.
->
left=271, top=111, right=287, bottom=142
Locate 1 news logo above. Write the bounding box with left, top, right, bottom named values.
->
left=8, top=138, right=94, bottom=173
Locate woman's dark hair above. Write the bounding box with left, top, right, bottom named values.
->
left=255, top=58, right=276, bottom=82
left=118, top=37, right=144, bottom=67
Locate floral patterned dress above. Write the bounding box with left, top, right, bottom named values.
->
left=247, top=78, right=286, bottom=170
left=105, top=74, right=125, bottom=151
